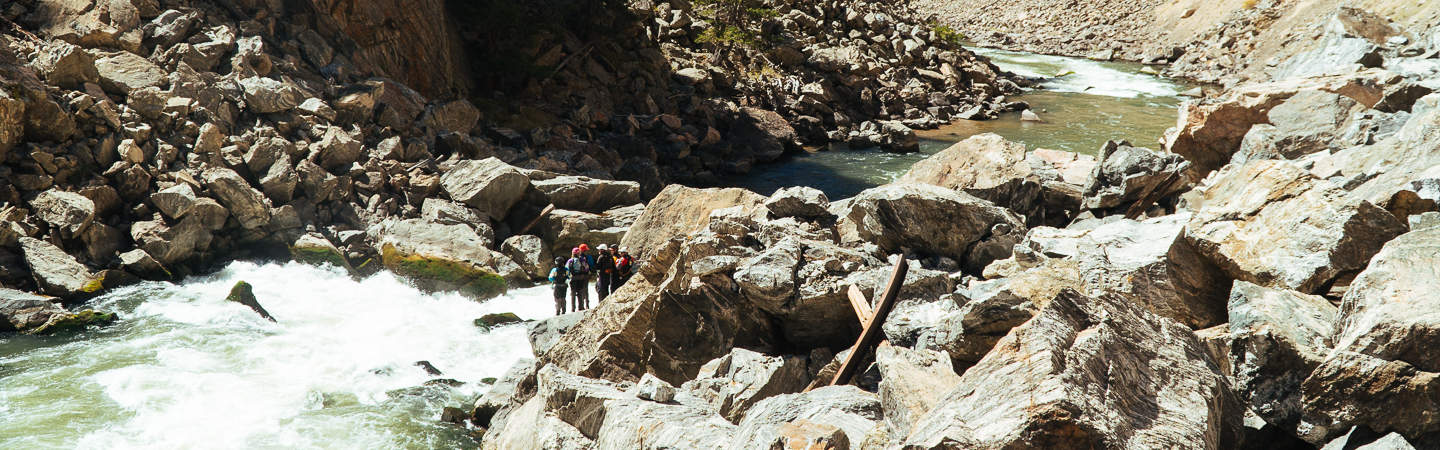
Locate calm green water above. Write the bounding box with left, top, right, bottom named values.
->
left=736, top=48, right=1193, bottom=199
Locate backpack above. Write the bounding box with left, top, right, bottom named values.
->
left=567, top=257, right=591, bottom=277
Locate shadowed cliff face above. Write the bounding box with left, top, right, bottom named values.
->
left=297, top=0, right=472, bottom=98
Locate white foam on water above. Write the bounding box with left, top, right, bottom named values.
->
left=0, top=261, right=555, bottom=449
left=972, top=47, right=1184, bottom=98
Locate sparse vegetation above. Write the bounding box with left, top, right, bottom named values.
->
left=694, top=0, right=779, bottom=62
left=931, top=22, right=967, bottom=46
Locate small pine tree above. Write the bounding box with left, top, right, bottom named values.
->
left=693, top=0, right=778, bottom=64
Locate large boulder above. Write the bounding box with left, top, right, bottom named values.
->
left=539, top=228, right=780, bottom=384
left=902, top=133, right=1083, bottom=226
left=763, top=186, right=832, bottom=221
left=201, top=168, right=271, bottom=230
left=733, top=385, right=882, bottom=447
left=1300, top=351, right=1440, bottom=445
left=835, top=183, right=1024, bottom=273
left=439, top=157, right=530, bottom=221
left=681, top=348, right=809, bottom=423
left=500, top=235, right=552, bottom=280
left=528, top=174, right=641, bottom=213
left=313, top=126, right=363, bottom=171
left=0, top=288, right=67, bottom=333
left=93, top=51, right=167, bottom=95
left=1163, top=70, right=1426, bottom=178
left=529, top=365, right=737, bottom=448
left=875, top=345, right=962, bottom=439
left=620, top=185, right=766, bottom=262
left=903, top=289, right=1244, bottom=449
left=1184, top=160, right=1406, bottom=294
left=1331, top=226, right=1440, bottom=373
left=19, top=237, right=99, bottom=299
left=29, top=189, right=95, bottom=236
left=730, top=107, right=797, bottom=162
left=238, top=76, right=304, bottom=113
left=1072, top=213, right=1232, bottom=329
left=914, top=261, right=1084, bottom=369
left=374, top=218, right=507, bottom=299
left=32, top=41, right=97, bottom=89
left=1081, top=140, right=1191, bottom=214
left=537, top=205, right=641, bottom=258
left=1297, top=226, right=1440, bottom=443
left=1232, top=90, right=1367, bottom=165
left=1227, top=281, right=1338, bottom=433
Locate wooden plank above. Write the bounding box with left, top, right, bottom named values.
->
left=827, top=256, right=908, bottom=387
left=846, top=285, right=873, bottom=325
left=516, top=204, right=556, bottom=236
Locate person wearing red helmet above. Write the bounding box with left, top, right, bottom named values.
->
left=566, top=247, right=591, bottom=311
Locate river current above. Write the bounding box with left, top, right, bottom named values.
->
left=1, top=262, right=552, bottom=449
left=737, top=48, right=1194, bottom=198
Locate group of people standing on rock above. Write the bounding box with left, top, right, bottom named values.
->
left=548, top=243, right=634, bottom=316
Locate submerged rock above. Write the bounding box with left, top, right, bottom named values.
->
left=224, top=280, right=276, bottom=322
left=474, top=312, right=524, bottom=330
left=27, top=309, right=118, bottom=335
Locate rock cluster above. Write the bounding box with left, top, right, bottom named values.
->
left=0, top=0, right=1020, bottom=318
left=470, top=8, right=1440, bottom=448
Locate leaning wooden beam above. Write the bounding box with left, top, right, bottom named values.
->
left=828, top=256, right=908, bottom=387
left=516, top=203, right=555, bottom=236
left=847, top=285, right=874, bottom=325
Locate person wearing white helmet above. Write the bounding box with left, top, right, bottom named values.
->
left=615, top=246, right=634, bottom=287
left=594, top=244, right=616, bottom=302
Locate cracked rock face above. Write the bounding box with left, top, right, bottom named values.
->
left=1184, top=160, right=1406, bottom=294
left=835, top=183, right=1025, bottom=273
left=903, top=289, right=1243, bottom=449
left=1226, top=281, right=1337, bottom=432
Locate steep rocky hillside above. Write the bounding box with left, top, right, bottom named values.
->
left=0, top=0, right=1019, bottom=303
left=919, top=0, right=1440, bottom=85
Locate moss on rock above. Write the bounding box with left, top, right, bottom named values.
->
left=291, top=244, right=353, bottom=272
left=27, top=309, right=118, bottom=335
left=380, top=244, right=507, bottom=300
left=226, top=280, right=277, bottom=322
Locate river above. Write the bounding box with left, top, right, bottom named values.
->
left=1, top=262, right=552, bottom=449
left=1, top=48, right=1191, bottom=449
left=736, top=48, right=1194, bottom=199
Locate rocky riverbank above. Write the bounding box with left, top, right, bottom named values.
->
left=918, top=0, right=1440, bottom=87
left=0, top=0, right=1023, bottom=332
left=462, top=6, right=1440, bottom=449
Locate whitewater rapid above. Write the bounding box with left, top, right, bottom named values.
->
left=971, top=47, right=1185, bottom=98
left=0, top=261, right=554, bottom=449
